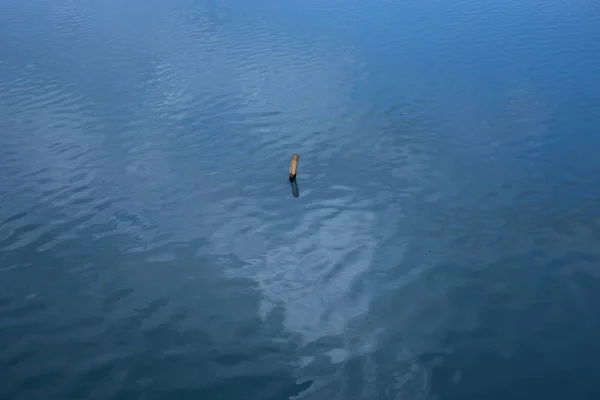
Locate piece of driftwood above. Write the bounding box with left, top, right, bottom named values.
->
left=289, top=154, right=299, bottom=182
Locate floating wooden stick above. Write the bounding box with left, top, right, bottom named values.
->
left=289, top=154, right=299, bottom=182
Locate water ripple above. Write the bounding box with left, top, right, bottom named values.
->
left=2, top=0, right=600, bottom=399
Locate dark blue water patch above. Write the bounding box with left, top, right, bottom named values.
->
left=0, top=230, right=306, bottom=399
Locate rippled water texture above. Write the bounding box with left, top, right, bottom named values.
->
left=2, top=0, right=600, bottom=399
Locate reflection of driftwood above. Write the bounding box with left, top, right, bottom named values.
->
left=289, top=154, right=299, bottom=182
left=290, top=179, right=299, bottom=198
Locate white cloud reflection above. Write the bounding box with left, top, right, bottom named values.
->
left=142, top=3, right=388, bottom=352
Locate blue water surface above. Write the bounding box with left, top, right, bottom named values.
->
left=2, top=0, right=600, bottom=399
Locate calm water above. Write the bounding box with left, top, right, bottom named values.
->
left=2, top=0, right=600, bottom=399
